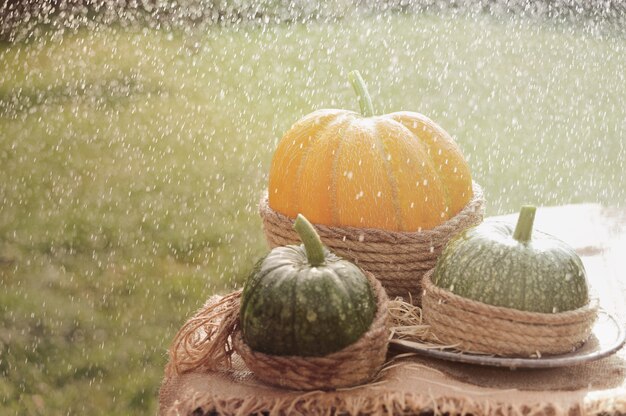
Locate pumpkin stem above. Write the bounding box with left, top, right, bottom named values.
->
left=513, top=205, right=536, bottom=243
left=348, top=70, right=374, bottom=117
left=294, top=214, right=326, bottom=267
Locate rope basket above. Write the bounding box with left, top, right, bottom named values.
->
left=234, top=272, right=390, bottom=390
left=421, top=269, right=599, bottom=356
left=260, top=182, right=485, bottom=305
left=166, top=272, right=390, bottom=391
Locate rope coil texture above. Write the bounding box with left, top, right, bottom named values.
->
left=234, top=272, right=390, bottom=390
left=260, top=182, right=485, bottom=305
left=166, top=272, right=390, bottom=391
left=421, top=269, right=599, bottom=356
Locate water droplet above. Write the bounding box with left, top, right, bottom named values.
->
left=306, top=310, right=317, bottom=322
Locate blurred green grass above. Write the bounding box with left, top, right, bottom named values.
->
left=0, top=12, right=624, bottom=414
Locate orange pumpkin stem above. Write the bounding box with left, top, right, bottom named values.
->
left=348, top=70, right=374, bottom=117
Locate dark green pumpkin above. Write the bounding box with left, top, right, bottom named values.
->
left=433, top=206, right=589, bottom=313
left=240, top=214, right=377, bottom=357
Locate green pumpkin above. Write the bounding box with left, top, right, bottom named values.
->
left=240, top=214, right=377, bottom=357
left=433, top=206, right=589, bottom=313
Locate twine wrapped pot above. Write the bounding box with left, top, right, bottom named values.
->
left=234, top=271, right=390, bottom=390
left=167, top=272, right=390, bottom=391
left=421, top=269, right=598, bottom=356
left=260, top=181, right=485, bottom=304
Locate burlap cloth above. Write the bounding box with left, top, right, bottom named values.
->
left=159, top=205, right=626, bottom=415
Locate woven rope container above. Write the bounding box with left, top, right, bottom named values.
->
left=234, top=272, right=390, bottom=390
left=260, top=182, right=485, bottom=305
left=421, top=269, right=598, bottom=356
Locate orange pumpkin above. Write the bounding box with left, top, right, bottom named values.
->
left=268, top=71, right=473, bottom=231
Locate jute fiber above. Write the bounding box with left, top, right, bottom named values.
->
left=233, top=272, right=390, bottom=390
left=160, top=205, right=626, bottom=416
left=166, top=272, right=390, bottom=391
left=160, top=301, right=625, bottom=416
left=166, top=291, right=241, bottom=377
left=259, top=182, right=485, bottom=305
left=422, top=269, right=599, bottom=356
left=160, top=336, right=626, bottom=416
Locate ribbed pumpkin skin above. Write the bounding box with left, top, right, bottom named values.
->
left=433, top=221, right=589, bottom=313
left=268, top=109, right=473, bottom=231
left=240, top=245, right=377, bottom=357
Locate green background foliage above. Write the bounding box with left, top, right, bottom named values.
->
left=1, top=11, right=624, bottom=413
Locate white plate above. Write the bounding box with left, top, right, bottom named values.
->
left=389, top=310, right=625, bottom=369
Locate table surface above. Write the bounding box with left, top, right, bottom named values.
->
left=160, top=204, right=626, bottom=416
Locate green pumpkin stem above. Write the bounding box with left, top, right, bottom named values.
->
left=348, top=70, right=374, bottom=117
left=513, top=205, right=537, bottom=243
left=294, top=214, right=326, bottom=267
